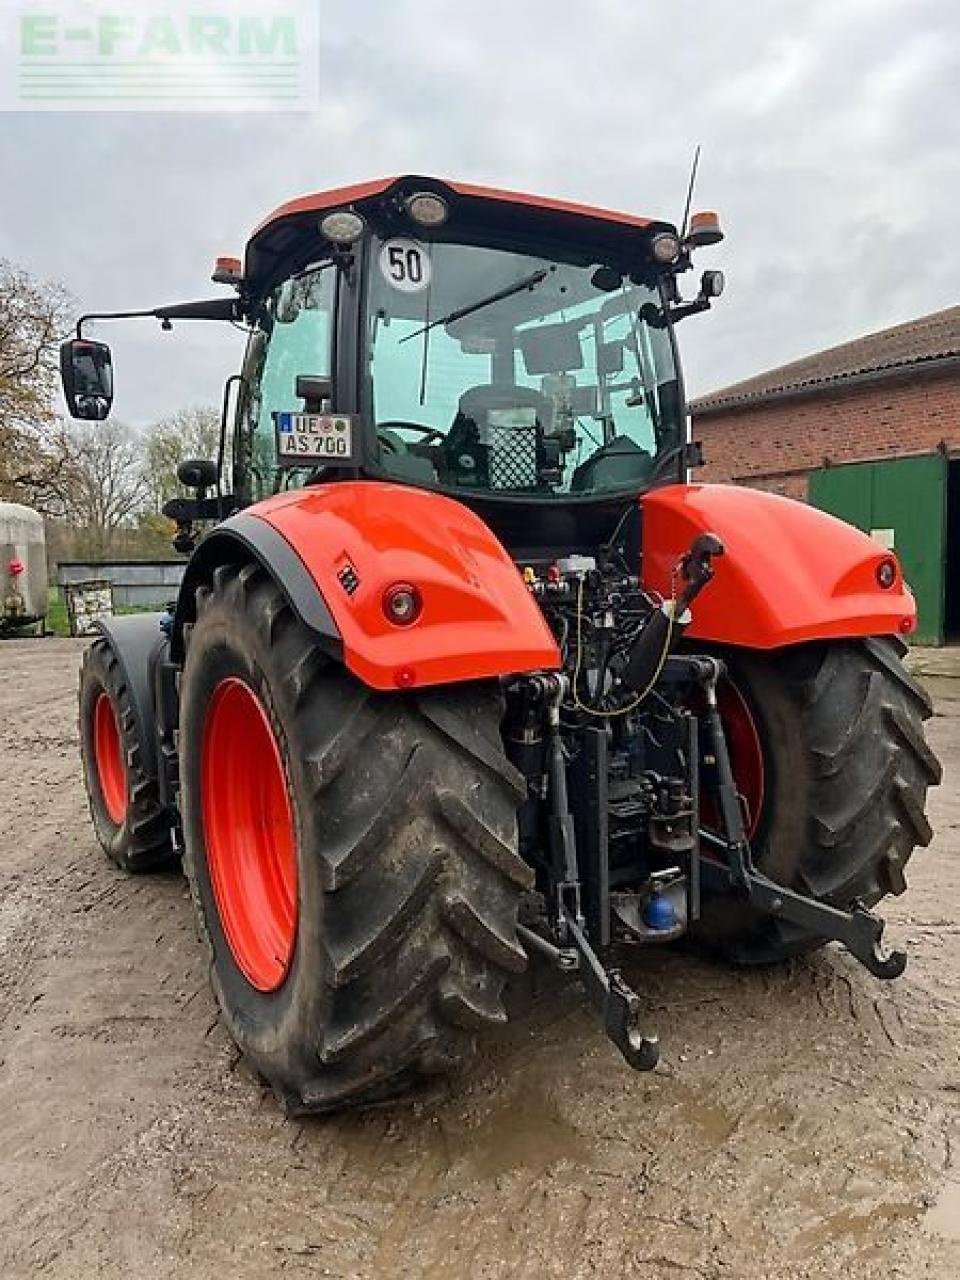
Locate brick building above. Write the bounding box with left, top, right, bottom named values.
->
left=689, top=306, right=960, bottom=643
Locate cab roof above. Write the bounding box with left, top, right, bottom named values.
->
left=244, top=175, right=669, bottom=294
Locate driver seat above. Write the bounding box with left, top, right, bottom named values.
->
left=450, top=384, right=554, bottom=489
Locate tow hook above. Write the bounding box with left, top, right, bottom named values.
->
left=564, top=910, right=660, bottom=1071
left=517, top=912, right=660, bottom=1072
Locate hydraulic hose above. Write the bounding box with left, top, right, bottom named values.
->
left=619, top=600, right=689, bottom=698
left=618, top=531, right=724, bottom=702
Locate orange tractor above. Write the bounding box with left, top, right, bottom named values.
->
left=62, top=177, right=940, bottom=1112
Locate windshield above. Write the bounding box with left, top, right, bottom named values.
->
left=366, top=238, right=682, bottom=499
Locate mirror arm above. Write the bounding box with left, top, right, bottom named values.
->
left=77, top=308, right=158, bottom=337
left=77, top=297, right=240, bottom=337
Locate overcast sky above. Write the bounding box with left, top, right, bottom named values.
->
left=2, top=0, right=957, bottom=425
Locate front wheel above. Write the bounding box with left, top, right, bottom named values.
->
left=78, top=638, right=174, bottom=872
left=178, top=563, right=532, bottom=1113
left=694, top=636, right=942, bottom=963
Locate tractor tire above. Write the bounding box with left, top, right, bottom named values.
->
left=78, top=638, right=174, bottom=872
left=694, top=636, right=942, bottom=963
left=178, top=561, right=532, bottom=1114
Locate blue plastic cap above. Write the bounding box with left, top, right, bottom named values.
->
left=643, top=893, right=677, bottom=931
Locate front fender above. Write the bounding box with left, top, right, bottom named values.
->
left=221, top=482, right=560, bottom=691
left=92, top=613, right=167, bottom=780
left=641, top=484, right=916, bottom=648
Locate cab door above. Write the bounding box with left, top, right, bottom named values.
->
left=233, top=263, right=338, bottom=504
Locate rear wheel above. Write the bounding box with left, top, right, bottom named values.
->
left=694, top=636, right=942, bottom=963
left=179, top=562, right=532, bottom=1113
left=79, top=639, right=174, bottom=872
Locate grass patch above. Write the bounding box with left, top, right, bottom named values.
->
left=46, top=587, right=71, bottom=636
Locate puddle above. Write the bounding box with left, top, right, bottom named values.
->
left=659, top=1078, right=740, bottom=1145
left=794, top=1200, right=922, bottom=1254
left=924, top=1180, right=960, bottom=1241
left=463, top=1082, right=592, bottom=1180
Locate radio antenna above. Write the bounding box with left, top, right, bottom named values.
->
left=679, top=144, right=701, bottom=239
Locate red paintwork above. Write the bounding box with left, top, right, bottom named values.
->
left=250, top=177, right=402, bottom=239
left=698, top=677, right=765, bottom=840
left=249, top=175, right=655, bottom=242
left=715, top=679, right=765, bottom=839
left=642, top=484, right=917, bottom=647
left=450, top=180, right=655, bottom=229
left=201, top=677, right=298, bottom=992
left=93, top=691, right=127, bottom=825
left=249, top=482, right=561, bottom=691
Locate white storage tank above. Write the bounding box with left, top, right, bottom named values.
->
left=0, top=502, right=47, bottom=633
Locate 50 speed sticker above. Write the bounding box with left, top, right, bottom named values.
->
left=378, top=238, right=431, bottom=293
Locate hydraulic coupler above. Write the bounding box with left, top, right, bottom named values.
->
left=618, top=532, right=725, bottom=699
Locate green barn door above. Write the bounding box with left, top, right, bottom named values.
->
left=809, top=454, right=947, bottom=645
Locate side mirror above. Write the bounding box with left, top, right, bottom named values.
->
left=60, top=338, right=114, bottom=420
left=177, top=458, right=219, bottom=492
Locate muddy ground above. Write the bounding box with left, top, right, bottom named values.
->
left=1, top=637, right=958, bottom=1279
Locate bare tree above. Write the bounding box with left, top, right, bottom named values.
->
left=144, top=405, right=221, bottom=513
left=38, top=420, right=150, bottom=558
left=0, top=259, right=72, bottom=503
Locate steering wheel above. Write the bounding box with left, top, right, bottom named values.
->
left=377, top=420, right=445, bottom=448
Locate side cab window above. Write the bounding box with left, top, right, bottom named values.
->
left=235, top=264, right=336, bottom=503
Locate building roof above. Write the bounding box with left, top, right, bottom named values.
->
left=692, top=304, right=960, bottom=414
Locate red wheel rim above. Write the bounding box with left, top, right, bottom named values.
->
left=703, top=678, right=766, bottom=839
left=201, top=678, right=298, bottom=992
left=93, top=691, right=127, bottom=824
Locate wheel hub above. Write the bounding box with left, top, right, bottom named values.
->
left=93, top=690, right=127, bottom=824
left=201, top=677, right=298, bottom=992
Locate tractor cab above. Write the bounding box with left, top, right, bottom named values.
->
left=60, top=176, right=725, bottom=549
left=233, top=178, right=723, bottom=523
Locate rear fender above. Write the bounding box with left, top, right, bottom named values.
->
left=174, top=482, right=560, bottom=691
left=641, top=484, right=917, bottom=648
left=171, top=514, right=343, bottom=665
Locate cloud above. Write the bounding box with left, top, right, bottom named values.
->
left=0, top=0, right=957, bottom=422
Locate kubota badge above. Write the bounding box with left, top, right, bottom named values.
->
left=275, top=412, right=357, bottom=466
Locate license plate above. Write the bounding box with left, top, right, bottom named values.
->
left=275, top=412, right=356, bottom=465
